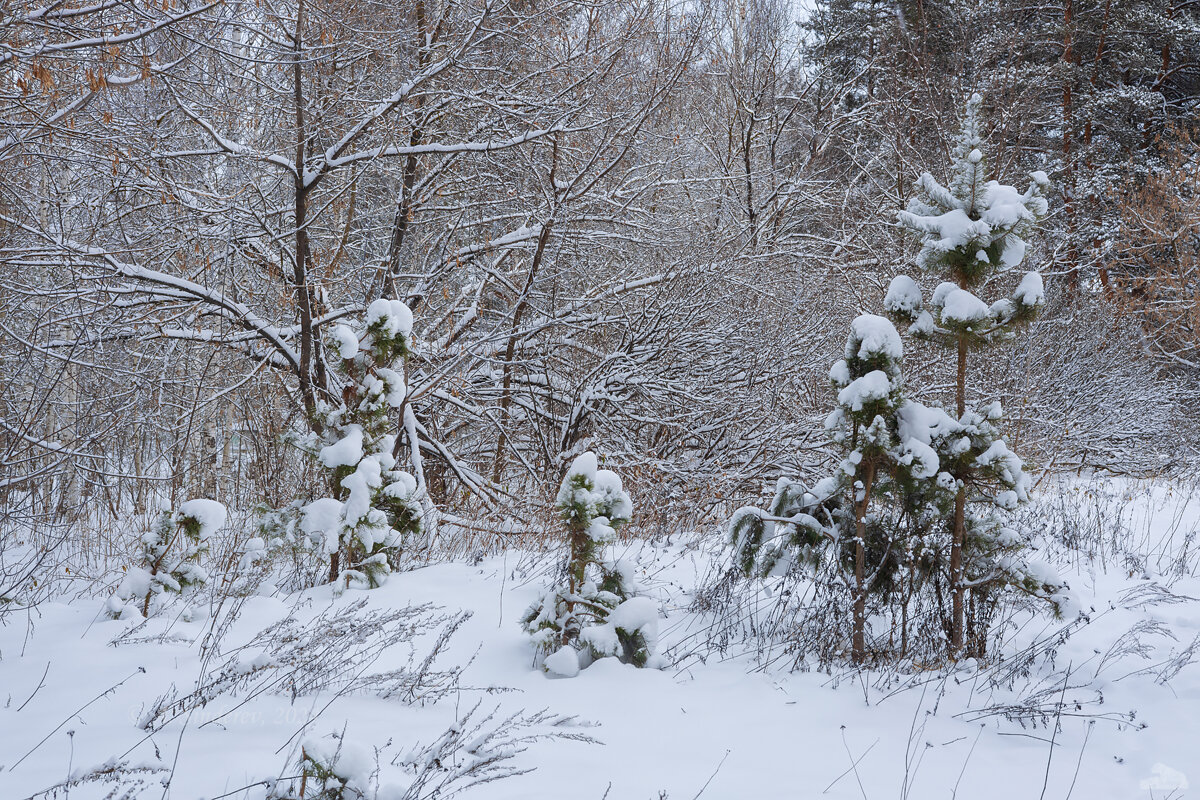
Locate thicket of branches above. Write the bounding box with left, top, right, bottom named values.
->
left=2, top=0, right=1198, bottom=565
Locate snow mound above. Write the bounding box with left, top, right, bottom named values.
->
left=544, top=645, right=581, bottom=678
left=176, top=499, right=227, bottom=539
left=940, top=288, right=989, bottom=324
left=884, top=275, right=922, bottom=317
left=846, top=314, right=902, bottom=361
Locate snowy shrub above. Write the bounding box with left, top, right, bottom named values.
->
left=262, top=706, right=597, bottom=800
left=521, top=452, right=661, bottom=675
left=253, top=501, right=330, bottom=591
left=294, top=736, right=375, bottom=800
left=293, top=300, right=431, bottom=592
left=18, top=757, right=170, bottom=800
left=138, top=599, right=472, bottom=734
left=106, top=499, right=227, bottom=619
left=224, top=530, right=271, bottom=597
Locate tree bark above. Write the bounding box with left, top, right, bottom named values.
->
left=291, top=0, right=337, bottom=582
left=493, top=142, right=558, bottom=484
left=293, top=0, right=317, bottom=422
left=1061, top=0, right=1079, bottom=293
left=950, top=328, right=968, bottom=656
left=852, top=459, right=877, bottom=665
left=381, top=0, right=428, bottom=303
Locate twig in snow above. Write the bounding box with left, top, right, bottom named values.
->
left=1064, top=720, right=1095, bottom=800
left=824, top=734, right=879, bottom=795
left=692, top=748, right=731, bottom=799
left=11, top=667, right=146, bottom=771
left=951, top=725, right=985, bottom=799
left=1038, top=661, right=1072, bottom=800
left=15, top=661, right=50, bottom=713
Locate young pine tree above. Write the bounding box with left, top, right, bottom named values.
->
left=886, top=93, right=1065, bottom=656
left=299, top=300, right=427, bottom=592
left=731, top=315, right=945, bottom=663
left=522, top=453, right=659, bottom=676
left=107, top=499, right=227, bottom=619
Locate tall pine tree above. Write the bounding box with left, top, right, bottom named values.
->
left=887, top=93, right=1058, bottom=655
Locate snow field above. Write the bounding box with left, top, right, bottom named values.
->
left=0, top=480, right=1197, bottom=799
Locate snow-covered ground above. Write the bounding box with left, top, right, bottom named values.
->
left=1, top=479, right=1198, bottom=799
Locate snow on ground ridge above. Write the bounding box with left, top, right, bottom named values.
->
left=0, top=479, right=1197, bottom=799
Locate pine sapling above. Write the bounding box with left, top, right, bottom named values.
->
left=107, top=499, right=227, bottom=619
left=296, top=299, right=428, bottom=592
left=888, top=92, right=1070, bottom=656
left=731, top=315, right=946, bottom=663
left=522, top=452, right=659, bottom=675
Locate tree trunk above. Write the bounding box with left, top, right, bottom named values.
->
left=950, top=329, right=968, bottom=656
left=1088, top=0, right=1114, bottom=296
left=380, top=0, right=428, bottom=304
left=852, top=460, right=877, bottom=665
left=1061, top=0, right=1079, bottom=292
left=742, top=120, right=757, bottom=252
left=290, top=0, right=336, bottom=583
left=563, top=524, right=585, bottom=646
left=493, top=145, right=557, bottom=483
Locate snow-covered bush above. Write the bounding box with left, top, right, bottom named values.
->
left=295, top=300, right=429, bottom=592
left=293, top=736, right=375, bottom=800
left=250, top=501, right=327, bottom=591
left=521, top=453, right=660, bottom=676
left=261, top=706, right=595, bottom=800
left=107, top=499, right=227, bottom=618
